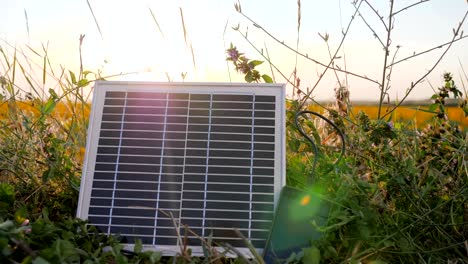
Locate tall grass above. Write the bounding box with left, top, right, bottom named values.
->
left=0, top=43, right=93, bottom=221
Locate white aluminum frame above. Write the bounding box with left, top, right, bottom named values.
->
left=77, top=81, right=286, bottom=257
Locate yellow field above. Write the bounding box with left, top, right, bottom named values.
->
left=0, top=101, right=91, bottom=120
left=307, top=104, right=467, bottom=128
left=1, top=101, right=466, bottom=129
left=352, top=105, right=467, bottom=128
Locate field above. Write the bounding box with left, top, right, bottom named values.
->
left=311, top=104, right=468, bottom=128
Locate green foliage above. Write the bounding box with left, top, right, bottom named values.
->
left=0, top=210, right=152, bottom=263
left=0, top=183, right=15, bottom=217
left=278, top=74, right=467, bottom=263
left=301, top=75, right=466, bottom=263
left=0, top=44, right=90, bottom=222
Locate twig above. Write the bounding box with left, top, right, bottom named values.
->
left=236, top=30, right=306, bottom=96
left=383, top=10, right=468, bottom=119
left=294, top=0, right=301, bottom=91
left=299, top=0, right=364, bottom=110
left=363, top=0, right=388, bottom=31
left=392, top=0, right=431, bottom=17
left=223, top=19, right=232, bottom=82
left=377, top=0, right=395, bottom=119
left=382, top=45, right=401, bottom=109
left=338, top=0, right=350, bottom=89
left=235, top=30, right=347, bottom=118
left=387, top=35, right=468, bottom=68
left=353, top=2, right=386, bottom=48
left=325, top=40, right=343, bottom=88
left=264, top=42, right=276, bottom=83
left=236, top=10, right=379, bottom=86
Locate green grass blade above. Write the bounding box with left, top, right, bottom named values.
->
left=42, top=42, right=48, bottom=86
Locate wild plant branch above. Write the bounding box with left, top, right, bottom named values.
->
left=392, top=0, right=431, bottom=17
left=387, top=34, right=468, bottom=68
left=381, top=46, right=401, bottom=107
left=235, top=5, right=379, bottom=87
left=363, top=0, right=388, bottom=31
left=377, top=0, right=395, bottom=119
left=325, top=40, right=343, bottom=89
left=234, top=29, right=306, bottom=96
left=236, top=29, right=346, bottom=116
left=382, top=10, right=468, bottom=119
left=353, top=2, right=386, bottom=48
left=299, top=0, right=364, bottom=110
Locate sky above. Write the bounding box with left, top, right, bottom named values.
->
left=1, top=0, right=467, bottom=101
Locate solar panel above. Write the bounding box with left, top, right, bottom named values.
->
left=77, top=81, right=285, bottom=256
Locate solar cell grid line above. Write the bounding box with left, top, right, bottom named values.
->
left=201, top=94, right=213, bottom=238
left=177, top=93, right=191, bottom=247
left=248, top=95, right=255, bottom=241
left=153, top=93, right=168, bottom=245
left=107, top=91, right=127, bottom=235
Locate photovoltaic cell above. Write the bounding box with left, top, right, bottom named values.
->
left=77, top=82, right=285, bottom=256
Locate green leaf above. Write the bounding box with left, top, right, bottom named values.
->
left=261, top=74, right=273, bottom=83
left=0, top=183, right=15, bottom=205
left=0, top=220, right=15, bottom=231
left=42, top=97, right=56, bottom=116
left=326, top=246, right=338, bottom=258
left=248, top=60, right=263, bottom=67
left=82, top=70, right=92, bottom=77
left=54, top=239, right=78, bottom=262
left=286, top=252, right=298, bottom=263
left=33, top=257, right=50, bottom=264
left=49, top=88, right=58, bottom=99
left=302, top=246, right=320, bottom=264
left=244, top=72, right=253, bottom=83
left=77, top=79, right=89, bottom=88
left=427, top=104, right=438, bottom=112
left=148, top=251, right=162, bottom=264
left=134, top=238, right=143, bottom=254
left=42, top=54, right=47, bottom=86
left=368, top=260, right=388, bottom=264
left=0, top=237, right=12, bottom=256
left=69, top=70, right=77, bottom=85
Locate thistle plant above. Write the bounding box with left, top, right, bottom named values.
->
left=226, top=43, right=272, bottom=83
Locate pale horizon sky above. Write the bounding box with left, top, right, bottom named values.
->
left=1, top=0, right=467, bottom=101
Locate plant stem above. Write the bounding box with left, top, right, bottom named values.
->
left=236, top=9, right=379, bottom=86
left=383, top=10, right=468, bottom=119
left=377, top=0, right=394, bottom=119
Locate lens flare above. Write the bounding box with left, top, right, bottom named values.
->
left=300, top=194, right=311, bottom=205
